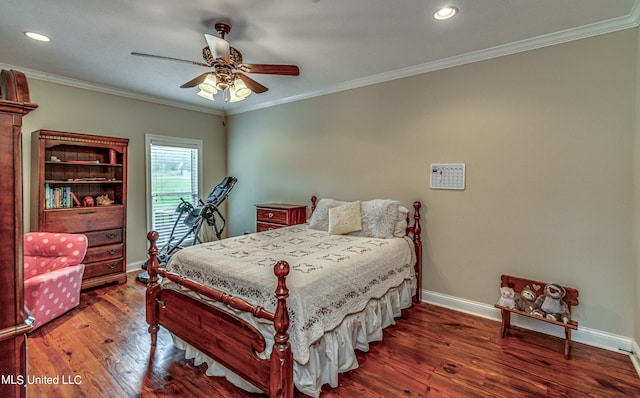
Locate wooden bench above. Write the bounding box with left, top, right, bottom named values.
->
left=494, top=274, right=579, bottom=359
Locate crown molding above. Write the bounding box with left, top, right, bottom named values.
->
left=0, top=62, right=223, bottom=116
left=227, top=5, right=640, bottom=115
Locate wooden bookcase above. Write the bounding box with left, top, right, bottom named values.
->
left=31, top=130, right=129, bottom=289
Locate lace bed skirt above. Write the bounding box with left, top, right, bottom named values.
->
left=171, top=276, right=416, bottom=397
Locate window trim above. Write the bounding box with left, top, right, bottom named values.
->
left=145, top=134, right=203, bottom=237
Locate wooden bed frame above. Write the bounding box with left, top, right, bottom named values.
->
left=145, top=197, right=423, bottom=397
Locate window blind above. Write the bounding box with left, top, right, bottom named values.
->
left=146, top=135, right=202, bottom=248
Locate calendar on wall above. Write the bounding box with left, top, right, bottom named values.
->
left=430, top=163, right=465, bottom=190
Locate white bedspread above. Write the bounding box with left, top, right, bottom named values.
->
left=165, top=225, right=416, bottom=364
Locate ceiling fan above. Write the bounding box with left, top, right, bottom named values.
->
left=131, top=22, right=300, bottom=103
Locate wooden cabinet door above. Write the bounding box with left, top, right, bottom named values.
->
left=0, top=69, right=38, bottom=398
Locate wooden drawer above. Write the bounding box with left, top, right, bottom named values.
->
left=84, top=229, right=123, bottom=247
left=84, top=243, right=124, bottom=263
left=256, top=204, right=307, bottom=232
left=83, top=259, right=124, bottom=279
left=257, top=207, right=289, bottom=225
left=257, top=222, right=286, bottom=232
left=44, top=205, right=124, bottom=233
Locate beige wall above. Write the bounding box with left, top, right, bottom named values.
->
left=227, top=29, right=637, bottom=336
left=20, top=79, right=226, bottom=265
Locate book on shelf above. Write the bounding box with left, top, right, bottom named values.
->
left=44, top=184, right=75, bottom=209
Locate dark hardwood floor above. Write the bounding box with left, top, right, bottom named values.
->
left=26, top=271, right=639, bottom=397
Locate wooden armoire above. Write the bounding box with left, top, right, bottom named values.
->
left=0, top=70, right=38, bottom=398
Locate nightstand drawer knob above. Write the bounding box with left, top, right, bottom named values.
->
left=268, top=212, right=274, bottom=218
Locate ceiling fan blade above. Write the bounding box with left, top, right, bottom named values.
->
left=180, top=73, right=211, bottom=88
left=204, top=34, right=230, bottom=62
left=131, top=52, right=210, bottom=67
left=242, top=64, right=300, bottom=76
left=237, top=73, right=268, bottom=94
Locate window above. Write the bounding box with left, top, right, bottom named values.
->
left=145, top=134, right=203, bottom=248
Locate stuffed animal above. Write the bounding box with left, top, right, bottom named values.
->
left=530, top=283, right=570, bottom=323
left=82, top=196, right=94, bottom=207
left=515, top=285, right=537, bottom=312
left=497, top=286, right=516, bottom=309
left=96, top=194, right=114, bottom=206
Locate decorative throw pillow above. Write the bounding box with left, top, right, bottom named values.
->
left=308, top=198, right=347, bottom=231
left=350, top=199, right=399, bottom=239
left=328, top=201, right=363, bottom=235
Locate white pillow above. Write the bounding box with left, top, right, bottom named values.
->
left=394, top=205, right=409, bottom=237
left=350, top=199, right=399, bottom=239
left=328, top=201, right=363, bottom=235
left=308, top=198, right=347, bottom=231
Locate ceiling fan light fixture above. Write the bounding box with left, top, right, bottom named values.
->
left=233, top=78, right=251, bottom=98
left=198, top=82, right=218, bottom=95
left=228, top=92, right=245, bottom=103
left=197, top=89, right=215, bottom=101
left=227, top=78, right=252, bottom=102
left=203, top=73, right=217, bottom=86
left=434, top=6, right=458, bottom=20
left=229, top=88, right=248, bottom=103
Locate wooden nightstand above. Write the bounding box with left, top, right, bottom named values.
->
left=256, top=203, right=307, bottom=232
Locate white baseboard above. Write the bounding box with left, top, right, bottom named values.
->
left=630, top=339, right=640, bottom=377
left=126, top=260, right=146, bottom=273
left=422, top=289, right=636, bottom=357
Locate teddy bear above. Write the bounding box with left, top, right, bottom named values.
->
left=530, top=283, right=570, bottom=323
left=515, top=285, right=537, bottom=313
left=497, top=286, right=516, bottom=309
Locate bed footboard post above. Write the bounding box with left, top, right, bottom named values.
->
left=412, top=201, right=422, bottom=304
left=270, top=261, right=293, bottom=398
left=146, top=231, right=161, bottom=347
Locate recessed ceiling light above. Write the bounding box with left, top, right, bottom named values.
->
left=24, top=31, right=51, bottom=42
left=434, top=6, right=458, bottom=20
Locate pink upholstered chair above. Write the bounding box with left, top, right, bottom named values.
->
left=23, top=232, right=88, bottom=330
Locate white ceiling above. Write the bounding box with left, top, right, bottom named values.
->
left=1, top=0, right=638, bottom=115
